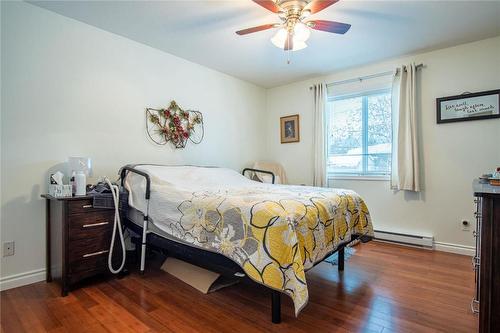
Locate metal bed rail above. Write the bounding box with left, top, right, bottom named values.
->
left=242, top=168, right=276, bottom=184
left=120, top=165, right=151, bottom=199
left=119, top=165, right=151, bottom=274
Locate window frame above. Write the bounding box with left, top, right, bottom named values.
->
left=326, top=88, right=392, bottom=180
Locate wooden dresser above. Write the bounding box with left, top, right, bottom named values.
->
left=42, top=194, right=114, bottom=296
left=472, top=180, right=500, bottom=333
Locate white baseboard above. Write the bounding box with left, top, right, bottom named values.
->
left=434, top=242, right=475, bottom=256
left=0, top=268, right=46, bottom=291
left=374, top=229, right=433, bottom=248
left=373, top=236, right=475, bottom=257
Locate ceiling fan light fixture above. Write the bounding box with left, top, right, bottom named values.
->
left=300, top=9, right=311, bottom=19
left=292, top=40, right=307, bottom=51
left=270, top=28, right=286, bottom=46
left=293, top=22, right=311, bottom=42
left=271, top=28, right=307, bottom=51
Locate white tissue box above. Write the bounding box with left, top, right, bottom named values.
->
left=49, top=184, right=72, bottom=198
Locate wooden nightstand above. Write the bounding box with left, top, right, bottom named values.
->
left=42, top=194, right=114, bottom=296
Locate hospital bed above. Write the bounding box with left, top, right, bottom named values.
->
left=119, top=164, right=374, bottom=323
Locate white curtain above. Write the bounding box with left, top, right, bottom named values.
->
left=312, top=83, right=327, bottom=187
left=391, top=63, right=421, bottom=191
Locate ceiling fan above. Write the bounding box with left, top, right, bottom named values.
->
left=236, top=0, right=350, bottom=51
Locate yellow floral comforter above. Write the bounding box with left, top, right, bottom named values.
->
left=126, top=168, right=373, bottom=316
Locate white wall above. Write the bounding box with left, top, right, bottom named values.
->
left=265, top=36, right=500, bottom=252
left=0, top=2, right=266, bottom=286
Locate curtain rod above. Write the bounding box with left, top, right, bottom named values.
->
left=309, top=63, right=424, bottom=90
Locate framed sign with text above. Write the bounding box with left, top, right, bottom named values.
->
left=437, top=89, right=500, bottom=124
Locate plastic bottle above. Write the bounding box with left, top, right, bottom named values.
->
left=75, top=171, right=86, bottom=196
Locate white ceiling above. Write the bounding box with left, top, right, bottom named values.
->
left=31, top=0, right=500, bottom=88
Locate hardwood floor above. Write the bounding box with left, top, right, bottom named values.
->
left=0, top=242, right=478, bottom=333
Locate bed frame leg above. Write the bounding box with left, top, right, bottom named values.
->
left=338, top=246, right=345, bottom=272
left=271, top=290, right=281, bottom=324
left=140, top=216, right=148, bottom=275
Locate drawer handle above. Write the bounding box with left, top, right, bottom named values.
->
left=471, top=299, right=479, bottom=314
left=82, top=204, right=93, bottom=209
left=83, top=222, right=109, bottom=228
left=82, top=250, right=108, bottom=258
left=472, top=256, right=480, bottom=270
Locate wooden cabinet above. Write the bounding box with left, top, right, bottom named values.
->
left=42, top=194, right=114, bottom=296
left=473, top=181, right=500, bottom=333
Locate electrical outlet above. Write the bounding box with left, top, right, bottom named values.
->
left=3, top=241, right=15, bottom=257
left=462, top=220, right=470, bottom=231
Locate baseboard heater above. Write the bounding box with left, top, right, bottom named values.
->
left=373, top=230, right=433, bottom=249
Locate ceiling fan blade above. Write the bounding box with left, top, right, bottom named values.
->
left=252, top=0, right=281, bottom=13
left=284, top=33, right=293, bottom=51
left=304, top=0, right=340, bottom=14
left=236, top=24, right=277, bottom=35
left=307, top=20, right=351, bottom=34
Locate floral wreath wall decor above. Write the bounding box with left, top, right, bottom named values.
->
left=146, top=100, right=204, bottom=149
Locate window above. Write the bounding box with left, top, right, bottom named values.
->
left=327, top=89, right=392, bottom=177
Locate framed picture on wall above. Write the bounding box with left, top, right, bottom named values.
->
left=436, top=89, right=500, bottom=124
left=280, top=114, right=300, bottom=143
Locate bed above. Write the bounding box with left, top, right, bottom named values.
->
left=119, top=164, right=374, bottom=323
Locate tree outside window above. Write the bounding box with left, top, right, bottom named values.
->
left=327, top=89, right=392, bottom=176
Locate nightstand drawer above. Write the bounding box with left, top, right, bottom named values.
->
left=68, top=198, right=112, bottom=215
left=69, top=254, right=108, bottom=275
left=69, top=211, right=113, bottom=240
left=68, top=234, right=111, bottom=263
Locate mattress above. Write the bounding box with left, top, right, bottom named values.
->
left=124, top=164, right=374, bottom=316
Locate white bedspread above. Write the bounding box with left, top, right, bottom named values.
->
left=125, top=165, right=267, bottom=219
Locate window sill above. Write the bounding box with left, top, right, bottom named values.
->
left=328, top=175, right=390, bottom=181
